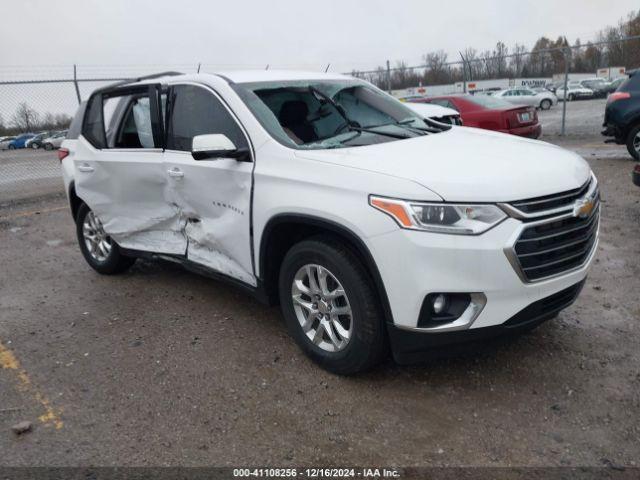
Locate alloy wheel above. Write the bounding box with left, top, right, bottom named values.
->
left=82, top=211, right=112, bottom=262
left=291, top=264, right=352, bottom=353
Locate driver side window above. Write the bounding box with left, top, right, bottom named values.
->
left=166, top=84, right=248, bottom=152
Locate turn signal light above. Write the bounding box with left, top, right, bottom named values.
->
left=57, top=148, right=69, bottom=162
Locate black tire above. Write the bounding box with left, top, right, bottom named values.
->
left=278, top=236, right=387, bottom=375
left=626, top=124, right=640, bottom=161
left=76, top=203, right=136, bottom=275
left=540, top=99, right=552, bottom=110
left=44, top=143, right=53, bottom=150
left=568, top=94, right=575, bottom=101
left=8, top=145, right=15, bottom=150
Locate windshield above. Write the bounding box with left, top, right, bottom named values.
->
left=232, top=79, right=444, bottom=150
left=465, top=95, right=515, bottom=109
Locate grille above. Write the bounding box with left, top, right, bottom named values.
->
left=511, top=204, right=599, bottom=282
left=510, top=178, right=592, bottom=215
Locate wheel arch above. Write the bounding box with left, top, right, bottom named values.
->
left=258, top=214, right=394, bottom=324
left=67, top=181, right=84, bottom=221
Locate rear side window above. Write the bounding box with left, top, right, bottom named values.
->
left=166, top=85, right=247, bottom=151
left=81, top=84, right=163, bottom=149
left=83, top=94, right=106, bottom=148
left=66, top=102, right=87, bottom=140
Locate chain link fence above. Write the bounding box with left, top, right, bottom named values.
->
left=1, top=36, right=638, bottom=204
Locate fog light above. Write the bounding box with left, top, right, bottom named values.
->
left=432, top=294, right=448, bottom=314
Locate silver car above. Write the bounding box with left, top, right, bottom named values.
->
left=493, top=88, right=558, bottom=110
left=42, top=131, right=68, bottom=150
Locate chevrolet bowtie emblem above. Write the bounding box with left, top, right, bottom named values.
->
left=573, top=197, right=595, bottom=219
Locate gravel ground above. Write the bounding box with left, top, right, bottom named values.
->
left=538, top=98, right=607, bottom=137
left=0, top=149, right=61, bottom=203
left=0, top=136, right=638, bottom=468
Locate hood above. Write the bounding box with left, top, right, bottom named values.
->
left=405, top=102, right=459, bottom=118
left=295, top=127, right=591, bottom=202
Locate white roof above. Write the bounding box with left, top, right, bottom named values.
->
left=212, top=70, right=353, bottom=83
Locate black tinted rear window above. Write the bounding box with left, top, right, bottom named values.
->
left=618, top=72, right=639, bottom=93
left=66, top=102, right=87, bottom=139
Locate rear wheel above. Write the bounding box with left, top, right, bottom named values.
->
left=31, top=143, right=39, bottom=149
left=8, top=145, right=15, bottom=150
left=278, top=237, right=387, bottom=375
left=627, top=124, right=640, bottom=160
left=568, top=94, right=575, bottom=101
left=76, top=203, right=135, bottom=274
left=44, top=143, right=53, bottom=150
left=540, top=99, right=552, bottom=110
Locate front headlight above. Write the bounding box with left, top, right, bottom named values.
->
left=370, top=196, right=507, bottom=235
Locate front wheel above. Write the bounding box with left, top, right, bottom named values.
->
left=568, top=94, right=575, bottom=101
left=627, top=124, right=640, bottom=160
left=8, top=145, right=15, bottom=150
left=76, top=203, right=136, bottom=274
left=278, top=237, right=387, bottom=375
left=540, top=99, right=552, bottom=110
left=44, top=143, right=53, bottom=150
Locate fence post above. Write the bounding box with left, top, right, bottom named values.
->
left=459, top=52, right=467, bottom=94
left=73, top=64, right=81, bottom=104
left=386, top=60, right=391, bottom=93
left=560, top=47, right=570, bottom=136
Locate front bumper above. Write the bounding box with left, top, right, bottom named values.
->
left=388, top=280, right=585, bottom=364
left=367, top=211, right=598, bottom=360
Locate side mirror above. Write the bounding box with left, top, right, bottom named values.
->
left=191, top=134, right=250, bottom=161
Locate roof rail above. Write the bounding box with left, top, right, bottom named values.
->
left=96, top=71, right=184, bottom=94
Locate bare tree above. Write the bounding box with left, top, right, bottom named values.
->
left=11, top=103, right=40, bottom=133
left=423, top=50, right=449, bottom=85
left=509, top=43, right=527, bottom=77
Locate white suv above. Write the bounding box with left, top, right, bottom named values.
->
left=60, top=71, right=599, bottom=374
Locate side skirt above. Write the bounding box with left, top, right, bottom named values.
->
left=119, top=246, right=271, bottom=305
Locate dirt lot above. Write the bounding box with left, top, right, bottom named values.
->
left=0, top=135, right=639, bottom=468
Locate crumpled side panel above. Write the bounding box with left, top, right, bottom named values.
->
left=165, top=157, right=255, bottom=286
left=74, top=146, right=187, bottom=255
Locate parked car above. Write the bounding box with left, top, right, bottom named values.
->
left=602, top=69, right=640, bottom=160
left=25, top=132, right=55, bottom=149
left=60, top=71, right=598, bottom=374
left=404, top=102, right=462, bottom=125
left=416, top=94, right=541, bottom=138
left=42, top=131, right=67, bottom=150
left=602, top=77, right=627, bottom=95
left=555, top=82, right=594, bottom=101
left=579, top=78, right=609, bottom=99
left=6, top=133, right=36, bottom=149
left=0, top=136, right=16, bottom=150
left=493, top=88, right=557, bottom=110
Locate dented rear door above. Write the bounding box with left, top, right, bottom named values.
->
left=75, top=84, right=187, bottom=255
left=163, top=83, right=255, bottom=285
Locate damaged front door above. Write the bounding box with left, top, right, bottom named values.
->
left=163, top=83, right=255, bottom=286
left=75, top=84, right=188, bottom=255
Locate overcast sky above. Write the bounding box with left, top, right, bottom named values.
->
left=1, top=0, right=637, bottom=74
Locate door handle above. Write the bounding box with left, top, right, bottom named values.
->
left=78, top=164, right=94, bottom=173
left=167, top=168, right=184, bottom=178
